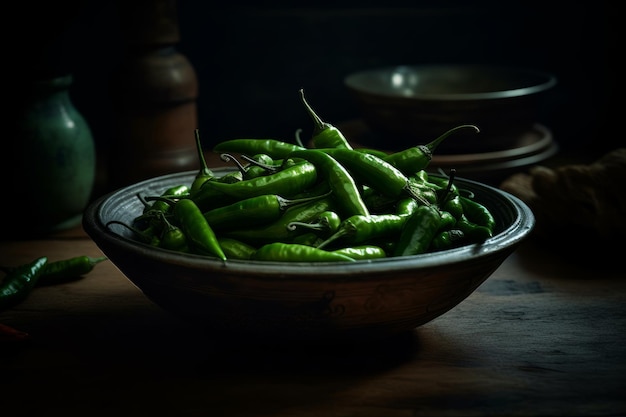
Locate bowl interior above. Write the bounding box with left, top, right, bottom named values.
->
left=87, top=169, right=533, bottom=274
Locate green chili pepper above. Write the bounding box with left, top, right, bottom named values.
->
left=0, top=255, right=108, bottom=287
left=173, top=198, right=227, bottom=262
left=252, top=242, right=355, bottom=262
left=241, top=153, right=278, bottom=179
left=430, top=229, right=466, bottom=251
left=459, top=195, right=496, bottom=232
left=219, top=152, right=247, bottom=176
left=203, top=192, right=331, bottom=232
left=222, top=196, right=336, bottom=246
left=290, top=232, right=324, bottom=247
left=217, top=238, right=257, bottom=260
left=0, top=256, right=48, bottom=310
left=393, top=205, right=443, bottom=257
left=455, top=214, right=493, bottom=243
left=141, top=184, right=190, bottom=215
left=286, top=210, right=342, bottom=238
left=317, top=214, right=407, bottom=250
left=106, top=219, right=159, bottom=245
left=197, top=159, right=318, bottom=201
left=332, top=245, right=387, bottom=260
left=442, top=194, right=464, bottom=220
left=439, top=210, right=457, bottom=231
left=289, top=149, right=370, bottom=218
left=36, top=255, right=107, bottom=285
left=157, top=212, right=189, bottom=252
left=383, top=125, right=479, bottom=175
left=300, top=89, right=354, bottom=150
left=362, top=187, right=398, bottom=213
left=190, top=128, right=214, bottom=195
left=322, top=148, right=431, bottom=205
left=212, top=138, right=306, bottom=160
left=395, top=197, right=419, bottom=216
left=353, top=147, right=390, bottom=159
left=217, top=171, right=243, bottom=184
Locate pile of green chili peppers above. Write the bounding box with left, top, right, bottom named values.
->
left=112, top=91, right=496, bottom=263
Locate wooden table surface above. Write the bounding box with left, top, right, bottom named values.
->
left=1, top=223, right=624, bottom=417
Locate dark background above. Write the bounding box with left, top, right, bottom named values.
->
left=10, top=1, right=618, bottom=161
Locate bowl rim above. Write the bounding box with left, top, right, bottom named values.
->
left=83, top=169, right=535, bottom=279
left=344, top=64, right=558, bottom=101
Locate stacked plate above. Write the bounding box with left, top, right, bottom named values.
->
left=337, top=119, right=558, bottom=185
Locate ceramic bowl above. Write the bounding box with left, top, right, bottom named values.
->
left=344, top=64, right=557, bottom=153
left=83, top=168, right=534, bottom=343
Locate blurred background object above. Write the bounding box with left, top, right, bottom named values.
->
left=343, top=64, right=557, bottom=153
left=5, top=1, right=617, bottom=194
left=4, top=74, right=96, bottom=238
left=108, top=0, right=199, bottom=188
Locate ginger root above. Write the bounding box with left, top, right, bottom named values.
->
left=500, top=148, right=626, bottom=241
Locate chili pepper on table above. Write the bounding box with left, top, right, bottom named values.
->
left=212, top=138, right=306, bottom=160
left=172, top=198, right=227, bottom=262
left=0, top=256, right=48, bottom=311
left=203, top=191, right=331, bottom=232
left=252, top=242, right=356, bottom=263
left=289, top=149, right=370, bottom=218
left=0, top=322, right=30, bottom=343
left=383, top=125, right=479, bottom=176
left=393, top=205, right=443, bottom=257
left=0, top=255, right=108, bottom=287
left=299, top=89, right=354, bottom=150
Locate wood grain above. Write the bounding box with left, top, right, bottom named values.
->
left=1, top=229, right=624, bottom=416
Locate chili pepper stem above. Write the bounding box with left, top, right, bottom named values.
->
left=239, top=154, right=279, bottom=174
left=299, top=89, right=326, bottom=132
left=426, top=124, right=480, bottom=152
left=195, top=128, right=212, bottom=178
left=438, top=168, right=457, bottom=205
left=316, top=229, right=349, bottom=250
left=220, top=153, right=249, bottom=175
left=105, top=220, right=155, bottom=243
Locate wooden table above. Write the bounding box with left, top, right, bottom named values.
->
left=1, top=224, right=624, bottom=416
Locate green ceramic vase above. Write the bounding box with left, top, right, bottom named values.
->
left=5, top=74, right=96, bottom=237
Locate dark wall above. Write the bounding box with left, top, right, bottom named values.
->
left=12, top=1, right=618, bottom=160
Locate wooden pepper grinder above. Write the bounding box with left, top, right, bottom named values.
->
left=109, top=0, right=198, bottom=187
